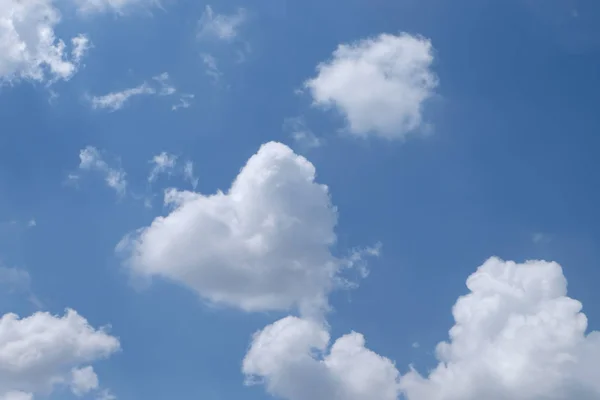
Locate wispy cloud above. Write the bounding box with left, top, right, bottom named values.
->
left=73, top=146, right=128, bottom=196
left=198, top=5, right=246, bottom=42
left=284, top=117, right=323, bottom=150
left=89, top=72, right=193, bottom=111
left=201, top=54, right=222, bottom=83
left=148, top=152, right=177, bottom=183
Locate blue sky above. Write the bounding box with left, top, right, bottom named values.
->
left=1, top=0, right=600, bottom=399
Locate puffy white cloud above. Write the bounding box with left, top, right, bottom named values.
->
left=118, top=142, right=376, bottom=317
left=70, top=366, right=99, bottom=396
left=75, top=146, right=127, bottom=196
left=399, top=257, right=600, bottom=400
left=243, top=316, right=401, bottom=400
left=198, top=5, right=246, bottom=42
left=304, top=33, right=437, bottom=139
left=0, top=309, right=120, bottom=399
left=0, top=0, right=89, bottom=83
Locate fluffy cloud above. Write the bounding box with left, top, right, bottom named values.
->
left=70, top=366, right=99, bottom=396
left=75, top=146, right=127, bottom=196
left=118, top=142, right=375, bottom=317
left=198, top=5, right=246, bottom=42
left=0, top=309, right=120, bottom=399
left=0, top=0, right=89, bottom=83
left=243, top=258, right=600, bottom=400
left=243, top=316, right=401, bottom=400
left=304, top=33, right=437, bottom=139
left=400, top=257, right=600, bottom=400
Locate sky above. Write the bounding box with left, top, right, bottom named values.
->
left=1, top=0, right=600, bottom=399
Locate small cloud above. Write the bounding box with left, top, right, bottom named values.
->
left=70, top=366, right=99, bottom=396
left=412, top=342, right=420, bottom=349
left=201, top=53, right=222, bottom=83
left=148, top=152, right=177, bottom=183
left=27, top=219, right=36, bottom=228
left=74, top=146, right=128, bottom=196
left=96, top=389, right=117, bottom=400
left=153, top=72, right=176, bottom=96
left=89, top=83, right=156, bottom=111
left=0, top=266, right=43, bottom=308
left=172, top=94, right=195, bottom=111
left=284, top=117, right=323, bottom=150
left=198, top=5, right=247, bottom=42
left=183, top=161, right=199, bottom=189
left=532, top=232, right=552, bottom=244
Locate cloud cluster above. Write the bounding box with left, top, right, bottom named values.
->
left=0, top=0, right=89, bottom=83
left=198, top=5, right=246, bottom=42
left=305, top=33, right=437, bottom=139
left=243, top=257, right=600, bottom=400
left=0, top=309, right=120, bottom=399
left=119, top=142, right=347, bottom=317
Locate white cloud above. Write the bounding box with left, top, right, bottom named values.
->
left=172, top=94, right=194, bottom=111
left=0, top=0, right=90, bottom=83
left=70, top=366, right=99, bottom=396
left=201, top=53, right=222, bottom=83
left=76, top=146, right=127, bottom=196
left=96, top=389, right=116, bottom=400
left=284, top=117, right=323, bottom=150
left=90, top=83, right=156, bottom=111
left=304, top=33, right=437, bottom=139
left=148, top=152, right=177, bottom=183
left=399, top=257, right=600, bottom=400
left=243, top=316, right=401, bottom=400
left=182, top=161, right=198, bottom=189
left=118, top=142, right=374, bottom=318
left=198, top=5, right=246, bottom=41
left=0, top=309, right=120, bottom=399
left=89, top=73, right=191, bottom=111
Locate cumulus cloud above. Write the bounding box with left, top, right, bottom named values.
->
left=400, top=257, right=600, bottom=400
left=0, top=0, right=90, bottom=83
left=243, top=316, right=401, bottom=400
left=304, top=33, right=437, bottom=139
left=118, top=142, right=376, bottom=317
left=70, top=366, right=99, bottom=396
left=75, top=146, right=127, bottom=196
left=89, top=72, right=191, bottom=111
left=198, top=5, right=246, bottom=42
left=0, top=309, right=120, bottom=399
left=243, top=257, right=600, bottom=400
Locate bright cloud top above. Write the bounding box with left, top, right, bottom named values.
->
left=0, top=0, right=89, bottom=83
left=399, top=257, right=600, bottom=400
left=0, top=309, right=120, bottom=399
left=243, top=316, right=401, bottom=400
left=89, top=72, right=191, bottom=111
left=118, top=142, right=366, bottom=317
left=305, top=33, right=437, bottom=139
